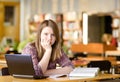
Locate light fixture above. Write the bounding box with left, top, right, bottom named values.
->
left=82, top=12, right=88, bottom=45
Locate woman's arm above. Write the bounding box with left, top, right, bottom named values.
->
left=38, top=49, right=52, bottom=74
left=44, top=50, right=74, bottom=76
left=38, top=38, right=52, bottom=74
left=44, top=66, right=73, bottom=76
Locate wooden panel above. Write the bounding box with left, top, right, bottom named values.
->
left=71, top=43, right=116, bottom=55
left=0, top=3, right=4, bottom=41
left=3, top=2, right=20, bottom=42
left=71, top=44, right=88, bottom=53
left=87, top=43, right=104, bottom=54
left=104, top=45, right=116, bottom=51
left=0, top=1, right=20, bottom=42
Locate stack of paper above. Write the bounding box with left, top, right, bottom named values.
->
left=69, top=67, right=99, bottom=77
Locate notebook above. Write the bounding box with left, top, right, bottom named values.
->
left=5, top=54, right=48, bottom=79
left=69, top=67, right=99, bottom=77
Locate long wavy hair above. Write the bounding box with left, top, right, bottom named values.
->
left=35, top=19, right=61, bottom=61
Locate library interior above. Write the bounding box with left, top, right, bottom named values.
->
left=0, top=0, right=120, bottom=82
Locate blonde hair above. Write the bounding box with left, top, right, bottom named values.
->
left=35, top=19, right=61, bottom=61
left=102, top=33, right=112, bottom=42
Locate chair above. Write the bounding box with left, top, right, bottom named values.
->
left=1, top=67, right=10, bottom=76
left=74, top=53, right=87, bottom=58
left=87, top=60, right=112, bottom=73
left=6, top=50, right=19, bottom=54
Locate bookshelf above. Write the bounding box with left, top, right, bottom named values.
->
left=29, top=14, right=45, bottom=35
left=112, top=16, right=120, bottom=39
left=28, top=13, right=82, bottom=54
left=63, top=12, right=82, bottom=49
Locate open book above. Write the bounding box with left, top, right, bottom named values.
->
left=69, top=67, right=99, bottom=77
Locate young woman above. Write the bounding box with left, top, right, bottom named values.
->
left=22, top=19, right=74, bottom=76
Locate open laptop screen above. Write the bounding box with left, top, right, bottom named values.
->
left=5, top=54, right=47, bottom=79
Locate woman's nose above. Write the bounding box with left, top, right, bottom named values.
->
left=48, top=35, right=52, bottom=40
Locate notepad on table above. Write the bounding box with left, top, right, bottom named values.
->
left=69, top=67, right=99, bottom=77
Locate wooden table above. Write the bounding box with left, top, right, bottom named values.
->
left=0, top=74, right=120, bottom=82
left=72, top=56, right=118, bottom=67
left=0, top=54, right=120, bottom=81
left=105, top=50, right=120, bottom=57
left=0, top=55, right=7, bottom=70
left=0, top=60, right=7, bottom=69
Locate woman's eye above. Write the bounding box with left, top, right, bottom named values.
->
left=44, top=33, right=48, bottom=35
left=52, top=34, right=55, bottom=36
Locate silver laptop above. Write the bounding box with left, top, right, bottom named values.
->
left=5, top=54, right=48, bottom=79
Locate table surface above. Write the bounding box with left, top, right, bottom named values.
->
left=0, top=55, right=120, bottom=82
left=0, top=55, right=7, bottom=69
left=72, top=56, right=120, bottom=67
left=105, top=50, right=120, bottom=57
left=0, top=54, right=120, bottom=68
left=0, top=74, right=120, bottom=82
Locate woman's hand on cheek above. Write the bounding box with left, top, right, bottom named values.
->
left=41, top=39, right=52, bottom=51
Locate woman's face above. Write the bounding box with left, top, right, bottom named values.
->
left=41, top=26, right=56, bottom=46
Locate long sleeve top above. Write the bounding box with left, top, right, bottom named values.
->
left=21, top=42, right=74, bottom=76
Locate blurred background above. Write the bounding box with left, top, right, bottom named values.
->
left=0, top=0, right=120, bottom=55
